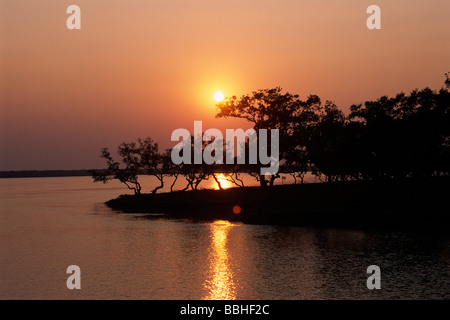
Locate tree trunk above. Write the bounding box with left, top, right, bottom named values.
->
left=170, top=175, right=179, bottom=192
left=290, top=173, right=297, bottom=184
left=151, top=176, right=164, bottom=194
left=194, top=178, right=202, bottom=190
left=269, top=173, right=280, bottom=187
left=212, top=174, right=223, bottom=190
left=259, top=175, right=267, bottom=188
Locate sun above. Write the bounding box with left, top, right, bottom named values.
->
left=214, top=91, right=224, bottom=102
left=211, top=173, right=233, bottom=190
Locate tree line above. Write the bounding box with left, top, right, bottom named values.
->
left=91, top=74, right=450, bottom=194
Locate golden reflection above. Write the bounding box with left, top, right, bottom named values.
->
left=203, top=220, right=237, bottom=300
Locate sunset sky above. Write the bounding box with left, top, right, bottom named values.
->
left=1, top=0, right=449, bottom=170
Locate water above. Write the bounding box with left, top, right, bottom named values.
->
left=0, top=177, right=449, bottom=299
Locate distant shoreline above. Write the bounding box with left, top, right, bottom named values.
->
left=106, top=177, right=450, bottom=231
left=0, top=170, right=95, bottom=178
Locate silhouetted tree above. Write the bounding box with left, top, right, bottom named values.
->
left=162, top=149, right=181, bottom=192
left=216, top=87, right=322, bottom=187
left=348, top=77, right=450, bottom=179
left=281, top=146, right=309, bottom=184
left=91, top=137, right=168, bottom=194
left=306, top=101, right=349, bottom=182
left=176, top=135, right=211, bottom=191
left=137, top=137, right=166, bottom=194
left=223, top=167, right=246, bottom=188
left=92, top=74, right=449, bottom=195
left=90, top=147, right=142, bottom=195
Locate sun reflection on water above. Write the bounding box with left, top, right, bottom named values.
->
left=203, top=220, right=237, bottom=300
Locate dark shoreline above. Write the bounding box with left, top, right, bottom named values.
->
left=105, top=177, right=450, bottom=231
left=0, top=170, right=92, bottom=178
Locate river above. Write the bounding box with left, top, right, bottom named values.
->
left=0, top=176, right=449, bottom=299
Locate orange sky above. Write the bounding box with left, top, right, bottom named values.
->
left=1, top=0, right=449, bottom=170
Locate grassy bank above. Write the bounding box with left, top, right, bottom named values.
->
left=106, top=177, right=450, bottom=230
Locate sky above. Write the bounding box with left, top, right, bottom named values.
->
left=1, top=0, right=449, bottom=170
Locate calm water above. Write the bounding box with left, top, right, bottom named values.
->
left=0, top=177, right=449, bottom=300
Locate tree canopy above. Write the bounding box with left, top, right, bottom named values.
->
left=92, top=74, right=450, bottom=193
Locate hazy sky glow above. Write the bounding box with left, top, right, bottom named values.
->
left=1, top=0, right=449, bottom=170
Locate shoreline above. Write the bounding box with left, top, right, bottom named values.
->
left=106, top=177, right=450, bottom=231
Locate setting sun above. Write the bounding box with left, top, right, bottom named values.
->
left=214, top=91, right=225, bottom=102
left=213, top=173, right=233, bottom=190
